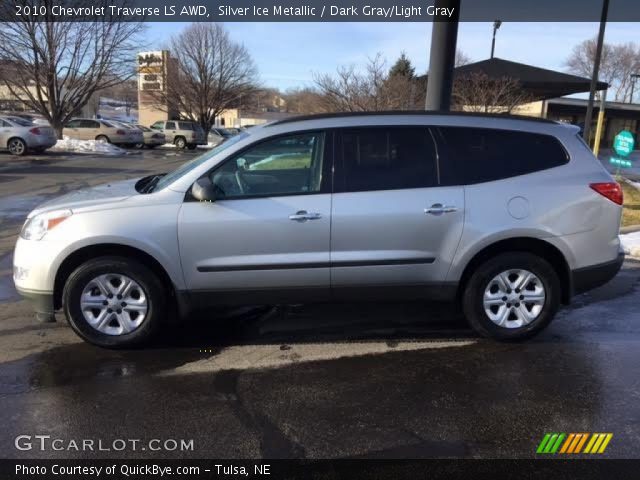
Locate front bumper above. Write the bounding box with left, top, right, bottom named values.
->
left=572, top=252, right=625, bottom=295
left=15, top=287, right=56, bottom=322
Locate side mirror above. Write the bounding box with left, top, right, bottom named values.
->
left=191, top=177, right=216, bottom=202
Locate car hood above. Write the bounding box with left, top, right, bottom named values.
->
left=30, top=177, right=140, bottom=217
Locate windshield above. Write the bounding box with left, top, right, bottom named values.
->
left=152, top=131, right=249, bottom=192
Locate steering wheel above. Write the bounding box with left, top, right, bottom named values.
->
left=235, top=170, right=249, bottom=195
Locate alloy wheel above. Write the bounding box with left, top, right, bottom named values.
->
left=80, top=273, right=148, bottom=336
left=483, top=269, right=546, bottom=328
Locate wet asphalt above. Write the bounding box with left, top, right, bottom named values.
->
left=0, top=148, right=639, bottom=460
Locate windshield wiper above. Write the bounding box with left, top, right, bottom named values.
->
left=142, top=174, right=166, bottom=193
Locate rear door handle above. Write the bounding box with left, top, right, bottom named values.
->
left=425, top=203, right=459, bottom=215
left=289, top=210, right=322, bottom=222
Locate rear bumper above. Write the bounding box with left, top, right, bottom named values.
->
left=572, top=252, right=624, bottom=295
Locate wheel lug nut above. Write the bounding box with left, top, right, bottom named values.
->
left=121, top=302, right=127, bottom=307
left=103, top=300, right=108, bottom=306
left=502, top=296, right=507, bottom=301
left=515, top=302, right=520, bottom=307
left=506, top=289, right=512, bottom=294
left=116, top=309, right=122, bottom=314
left=117, top=294, right=122, bottom=300
left=108, top=294, right=113, bottom=298
left=506, top=303, right=511, bottom=308
left=520, top=295, right=524, bottom=300
left=107, top=308, right=113, bottom=313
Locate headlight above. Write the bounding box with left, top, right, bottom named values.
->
left=20, top=209, right=72, bottom=240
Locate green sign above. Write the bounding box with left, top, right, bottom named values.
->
left=613, top=130, right=635, bottom=157
left=610, top=157, right=633, bottom=168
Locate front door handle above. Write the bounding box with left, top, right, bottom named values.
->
left=289, top=210, right=322, bottom=222
left=425, top=203, right=459, bottom=215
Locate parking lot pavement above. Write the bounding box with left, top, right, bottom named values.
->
left=1, top=149, right=639, bottom=459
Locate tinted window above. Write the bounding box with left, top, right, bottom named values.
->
left=65, top=120, right=81, bottom=128
left=0, top=119, right=10, bottom=127
left=340, top=127, right=438, bottom=192
left=165, top=121, right=176, bottom=130
left=7, top=117, right=32, bottom=126
left=151, top=121, right=164, bottom=130
left=178, top=122, right=194, bottom=130
left=79, top=120, right=100, bottom=128
left=210, top=132, right=325, bottom=199
left=436, top=127, right=568, bottom=185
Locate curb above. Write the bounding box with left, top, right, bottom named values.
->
left=621, top=225, right=640, bottom=234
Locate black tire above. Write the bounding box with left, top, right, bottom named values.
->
left=462, top=252, right=561, bottom=341
left=62, top=256, right=166, bottom=348
left=174, top=136, right=187, bottom=149
left=187, top=144, right=197, bottom=150
left=95, top=135, right=110, bottom=144
left=31, top=147, right=46, bottom=154
left=7, top=137, right=27, bottom=156
left=145, top=144, right=157, bottom=149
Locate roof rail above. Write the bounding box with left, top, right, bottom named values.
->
left=268, top=110, right=558, bottom=126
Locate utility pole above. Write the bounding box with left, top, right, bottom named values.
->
left=490, top=20, right=502, bottom=59
left=425, top=0, right=461, bottom=111
left=630, top=74, right=640, bottom=104
left=583, top=0, right=609, bottom=144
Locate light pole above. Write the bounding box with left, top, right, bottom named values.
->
left=425, top=0, right=461, bottom=111
left=630, top=74, right=640, bottom=104
left=584, top=0, right=609, bottom=144
left=490, top=20, right=502, bottom=59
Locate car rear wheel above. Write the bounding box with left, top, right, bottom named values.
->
left=462, top=252, right=560, bottom=341
left=8, top=138, right=26, bottom=156
left=63, top=256, right=166, bottom=348
left=174, top=137, right=186, bottom=149
left=95, top=135, right=110, bottom=144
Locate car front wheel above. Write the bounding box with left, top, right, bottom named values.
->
left=174, top=137, right=186, bottom=149
left=62, top=256, right=166, bottom=348
left=462, top=252, right=560, bottom=341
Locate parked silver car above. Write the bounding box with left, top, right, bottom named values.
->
left=63, top=118, right=139, bottom=146
left=150, top=120, right=206, bottom=149
left=0, top=115, right=57, bottom=155
left=13, top=112, right=624, bottom=347
left=107, top=120, right=144, bottom=148
left=135, top=124, right=166, bottom=149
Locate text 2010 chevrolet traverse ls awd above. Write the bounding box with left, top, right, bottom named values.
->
left=13, top=112, right=624, bottom=347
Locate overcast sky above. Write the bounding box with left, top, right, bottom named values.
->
left=146, top=22, right=639, bottom=91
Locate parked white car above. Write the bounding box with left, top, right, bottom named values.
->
left=0, top=116, right=57, bottom=155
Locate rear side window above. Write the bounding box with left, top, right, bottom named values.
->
left=436, top=127, right=568, bottom=185
left=165, top=121, right=176, bottom=130
left=339, top=127, right=438, bottom=192
left=178, top=122, right=194, bottom=130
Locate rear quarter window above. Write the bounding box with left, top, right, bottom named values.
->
left=435, top=127, right=569, bottom=185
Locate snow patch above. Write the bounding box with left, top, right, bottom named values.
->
left=620, top=232, right=640, bottom=258
left=49, top=136, right=128, bottom=155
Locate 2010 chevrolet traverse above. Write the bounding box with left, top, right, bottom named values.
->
left=13, top=112, right=624, bottom=347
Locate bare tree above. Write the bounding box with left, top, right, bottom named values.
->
left=313, top=54, right=420, bottom=112
left=565, top=37, right=640, bottom=102
left=151, top=23, right=258, bottom=133
left=455, top=50, right=473, bottom=67
left=0, top=0, right=145, bottom=138
left=452, top=72, right=532, bottom=113
left=281, top=88, right=325, bottom=114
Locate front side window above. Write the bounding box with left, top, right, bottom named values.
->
left=150, top=121, right=164, bottom=130
left=210, top=132, right=326, bottom=199
left=339, top=127, right=439, bottom=192
left=436, top=127, right=569, bottom=185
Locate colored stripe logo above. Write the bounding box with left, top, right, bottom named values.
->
left=537, top=433, right=612, bottom=454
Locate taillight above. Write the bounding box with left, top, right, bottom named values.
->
left=29, top=127, right=41, bottom=135
left=191, top=132, right=196, bottom=139
left=590, top=182, right=623, bottom=205
left=116, top=129, right=126, bottom=135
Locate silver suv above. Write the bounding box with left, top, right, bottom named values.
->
left=149, top=120, right=206, bottom=149
left=13, top=113, right=624, bottom=347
